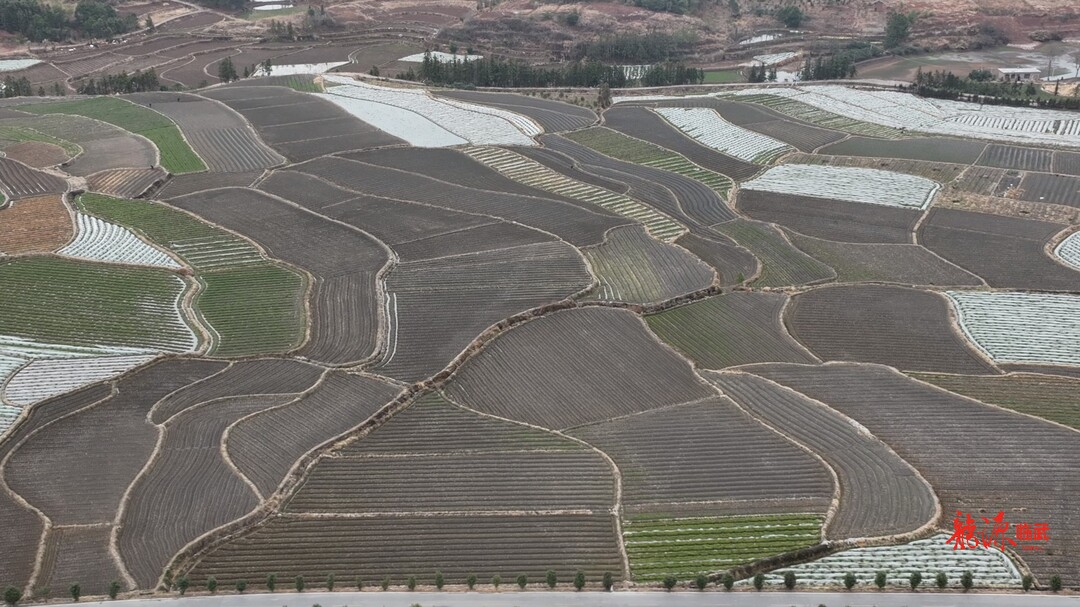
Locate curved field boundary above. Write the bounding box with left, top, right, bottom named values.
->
left=1053, top=230, right=1080, bottom=271
left=464, top=146, right=686, bottom=242
left=570, top=396, right=833, bottom=515
left=562, top=127, right=734, bottom=201
left=60, top=212, right=181, bottom=269
left=34, top=524, right=126, bottom=597
left=3, top=359, right=225, bottom=527
left=748, top=362, right=1080, bottom=586
left=788, top=233, right=984, bottom=287
left=711, top=372, right=937, bottom=540
left=3, top=354, right=157, bottom=407
left=539, top=134, right=734, bottom=228
left=150, top=359, right=324, bottom=425
left=602, top=106, right=761, bottom=181
left=710, top=219, right=835, bottom=288
left=787, top=285, right=999, bottom=375
left=0, top=156, right=68, bottom=200
left=654, top=107, right=793, bottom=164
left=946, top=291, right=1080, bottom=367
left=582, top=225, right=715, bottom=304
left=0, top=256, right=198, bottom=353
left=436, top=89, right=597, bottom=132
left=444, top=307, right=715, bottom=430
left=736, top=189, right=920, bottom=245
left=0, top=194, right=73, bottom=255
left=86, top=168, right=167, bottom=199
left=748, top=534, right=1020, bottom=588
left=19, top=97, right=207, bottom=174
left=674, top=231, right=759, bottom=287
left=910, top=371, right=1080, bottom=431
left=646, top=292, right=818, bottom=369
left=118, top=393, right=298, bottom=588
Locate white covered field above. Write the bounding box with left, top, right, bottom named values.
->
left=947, top=291, right=1080, bottom=366
left=60, top=213, right=181, bottom=269
left=1053, top=231, right=1080, bottom=271
left=0, top=335, right=160, bottom=434
left=320, top=75, right=539, bottom=147
left=4, top=354, right=155, bottom=406
left=741, top=164, right=940, bottom=208
left=731, top=86, right=1080, bottom=147
left=746, top=535, right=1021, bottom=588
left=655, top=107, right=792, bottom=163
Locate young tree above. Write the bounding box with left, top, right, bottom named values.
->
left=406, top=576, right=416, bottom=591
left=545, top=570, right=557, bottom=589
left=935, top=572, right=948, bottom=589
left=381, top=577, right=390, bottom=591
left=722, top=573, right=734, bottom=590
left=960, top=571, right=973, bottom=591
left=516, top=575, right=527, bottom=589
left=236, top=580, right=247, bottom=594
left=783, top=571, right=796, bottom=590
left=205, top=577, right=216, bottom=594
left=1050, top=575, right=1062, bottom=592
left=108, top=581, right=121, bottom=600
left=875, top=571, right=887, bottom=589
left=884, top=11, right=917, bottom=49
left=694, top=574, right=708, bottom=590
left=4, top=587, right=21, bottom=606
left=753, top=574, right=765, bottom=591
left=326, top=574, right=334, bottom=591
left=177, top=578, right=189, bottom=596
left=598, top=82, right=612, bottom=109
left=217, top=57, right=237, bottom=83
left=354, top=577, right=362, bottom=591
left=574, top=571, right=585, bottom=591
left=662, top=576, right=677, bottom=591
left=843, top=572, right=857, bottom=590
left=70, top=584, right=81, bottom=602
left=266, top=574, right=276, bottom=592
left=145, top=15, right=154, bottom=31
left=909, top=571, right=922, bottom=590
left=602, top=572, right=613, bottom=591
left=1022, top=574, right=1033, bottom=591
left=466, top=574, right=477, bottom=590
left=492, top=575, right=501, bottom=590
left=435, top=572, right=444, bottom=590
left=295, top=575, right=305, bottom=592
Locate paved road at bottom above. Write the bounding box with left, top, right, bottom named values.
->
left=44, top=590, right=1080, bottom=607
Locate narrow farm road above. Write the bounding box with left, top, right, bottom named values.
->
left=45, top=591, right=1080, bottom=607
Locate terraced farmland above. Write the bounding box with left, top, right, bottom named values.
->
left=622, top=514, right=823, bottom=582
left=20, top=97, right=206, bottom=173
left=3, top=80, right=1080, bottom=596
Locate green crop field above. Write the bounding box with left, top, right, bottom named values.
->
left=197, top=264, right=307, bottom=358
left=623, top=513, right=823, bottom=581
left=703, top=69, right=743, bottom=84
left=77, top=194, right=308, bottom=357
left=564, top=127, right=732, bottom=195
left=0, top=256, right=197, bottom=351
left=20, top=98, right=206, bottom=174
left=0, top=124, right=82, bottom=157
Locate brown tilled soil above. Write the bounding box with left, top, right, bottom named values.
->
left=3, top=140, right=70, bottom=168
left=0, top=194, right=73, bottom=254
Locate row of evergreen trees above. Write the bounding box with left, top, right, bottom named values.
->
left=910, top=68, right=1080, bottom=109
left=0, top=0, right=137, bottom=42
left=401, top=53, right=703, bottom=88
left=75, top=68, right=159, bottom=95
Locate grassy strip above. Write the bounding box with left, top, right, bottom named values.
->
left=563, top=127, right=732, bottom=195
left=197, top=265, right=306, bottom=357
left=76, top=194, right=308, bottom=357
left=0, top=124, right=82, bottom=157
left=0, top=255, right=196, bottom=351
left=624, top=513, right=822, bottom=581
left=19, top=97, right=206, bottom=174
left=909, top=372, right=1080, bottom=430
